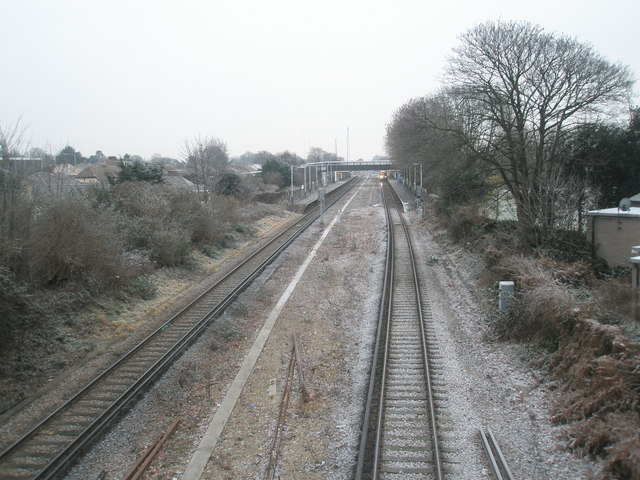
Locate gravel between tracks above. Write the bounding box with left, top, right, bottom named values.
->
left=10, top=179, right=602, bottom=479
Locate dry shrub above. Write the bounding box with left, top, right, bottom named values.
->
left=163, top=189, right=227, bottom=246
left=26, top=197, right=148, bottom=291
left=454, top=204, right=640, bottom=477
left=565, top=413, right=640, bottom=460
left=592, top=279, right=635, bottom=325
left=0, top=267, right=42, bottom=350
left=495, top=283, right=580, bottom=348
left=240, top=202, right=286, bottom=223
left=491, top=253, right=593, bottom=290
left=190, top=206, right=227, bottom=246
left=606, top=432, right=640, bottom=480
left=186, top=195, right=242, bottom=248
left=551, top=319, right=640, bottom=478
left=552, top=319, right=639, bottom=421
left=446, top=204, right=485, bottom=242
left=113, top=183, right=235, bottom=262
left=209, top=194, right=242, bottom=225
left=251, top=191, right=287, bottom=205
left=149, top=226, right=192, bottom=266
left=488, top=252, right=598, bottom=349
left=491, top=254, right=554, bottom=288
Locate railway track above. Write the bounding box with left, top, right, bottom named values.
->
left=0, top=178, right=358, bottom=480
left=356, top=180, right=456, bottom=479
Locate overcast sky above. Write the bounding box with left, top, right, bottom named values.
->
left=2, top=0, right=638, bottom=162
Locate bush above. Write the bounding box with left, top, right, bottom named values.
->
left=535, top=229, right=593, bottom=263
left=494, top=284, right=581, bottom=350
left=113, top=183, right=236, bottom=254
left=189, top=206, right=226, bottom=246
left=592, top=279, right=635, bottom=325
left=550, top=319, right=640, bottom=478
left=240, top=202, right=285, bottom=222
left=445, top=204, right=485, bottom=242
left=113, top=184, right=199, bottom=265
left=149, top=225, right=192, bottom=266
left=216, top=171, right=244, bottom=196
left=0, top=267, right=39, bottom=349
left=209, top=194, right=242, bottom=225
left=25, top=197, right=148, bottom=292
left=129, top=275, right=158, bottom=300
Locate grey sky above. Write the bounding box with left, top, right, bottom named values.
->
left=2, top=0, right=638, bottom=161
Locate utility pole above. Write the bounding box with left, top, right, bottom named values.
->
left=318, top=186, right=326, bottom=225
left=347, top=127, right=350, bottom=163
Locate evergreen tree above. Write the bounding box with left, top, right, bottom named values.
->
left=111, top=160, right=164, bottom=185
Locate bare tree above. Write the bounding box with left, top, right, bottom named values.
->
left=444, top=20, right=634, bottom=244
left=1, top=118, right=28, bottom=170
left=385, top=92, right=490, bottom=206
left=0, top=119, right=30, bottom=249
left=182, top=136, right=229, bottom=202
left=307, top=147, right=341, bottom=163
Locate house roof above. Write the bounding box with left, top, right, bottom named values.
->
left=53, top=163, right=82, bottom=176
left=27, top=171, right=85, bottom=196
left=164, top=174, right=196, bottom=190
left=586, top=206, right=640, bottom=218
left=76, top=163, right=120, bottom=182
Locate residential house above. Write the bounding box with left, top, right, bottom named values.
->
left=164, top=170, right=197, bottom=192
left=26, top=171, right=84, bottom=199
left=76, top=159, right=121, bottom=184
left=586, top=195, right=640, bottom=267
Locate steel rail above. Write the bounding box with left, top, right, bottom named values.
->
left=395, top=186, right=444, bottom=480
left=121, top=417, right=181, bottom=480
left=355, top=179, right=392, bottom=479
left=264, top=340, right=296, bottom=480
left=356, top=180, right=444, bottom=479
left=479, top=428, right=515, bottom=480
left=0, top=178, right=359, bottom=480
left=371, top=184, right=395, bottom=479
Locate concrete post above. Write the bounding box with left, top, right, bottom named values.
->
left=631, top=257, right=640, bottom=288
left=630, top=256, right=640, bottom=321
left=499, top=281, right=515, bottom=312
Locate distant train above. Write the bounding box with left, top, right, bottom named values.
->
left=379, top=171, right=387, bottom=180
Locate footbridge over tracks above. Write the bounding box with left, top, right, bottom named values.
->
left=289, top=161, right=398, bottom=212
left=296, top=160, right=398, bottom=188
left=319, top=160, right=394, bottom=172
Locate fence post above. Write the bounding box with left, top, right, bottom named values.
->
left=498, top=281, right=515, bottom=312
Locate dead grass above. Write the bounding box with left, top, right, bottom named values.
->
left=592, top=279, right=636, bottom=325
left=492, top=283, right=580, bottom=350
left=551, top=319, right=640, bottom=478
left=489, top=252, right=593, bottom=289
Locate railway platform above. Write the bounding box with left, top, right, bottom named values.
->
left=388, top=177, right=417, bottom=212
left=289, top=177, right=352, bottom=214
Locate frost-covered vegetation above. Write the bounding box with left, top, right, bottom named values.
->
left=0, top=166, right=288, bottom=407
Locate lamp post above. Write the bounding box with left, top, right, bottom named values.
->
left=412, top=163, right=423, bottom=193
left=290, top=165, right=294, bottom=204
